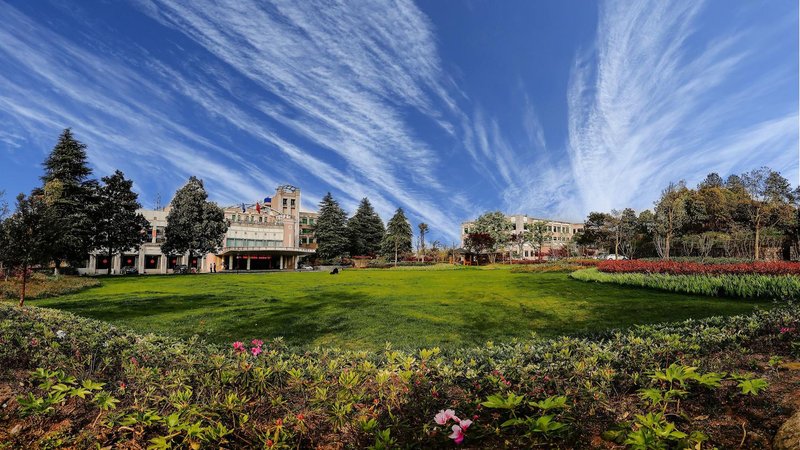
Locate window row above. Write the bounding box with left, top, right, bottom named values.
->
left=225, top=238, right=283, bottom=248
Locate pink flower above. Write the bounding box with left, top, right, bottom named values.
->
left=251, top=346, right=263, bottom=357
left=780, top=327, right=795, bottom=334
left=434, top=409, right=457, bottom=425
left=457, top=419, right=472, bottom=430
left=232, top=341, right=245, bottom=353
left=251, top=339, right=264, bottom=347
left=448, top=424, right=465, bottom=444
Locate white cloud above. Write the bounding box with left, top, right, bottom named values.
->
left=566, top=0, right=798, bottom=214
left=131, top=0, right=469, bottom=238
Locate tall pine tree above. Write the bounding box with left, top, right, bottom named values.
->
left=347, top=198, right=384, bottom=256
left=93, top=170, right=150, bottom=275
left=314, top=192, right=349, bottom=261
left=39, top=129, right=97, bottom=273
left=161, top=177, right=228, bottom=265
left=381, top=208, right=412, bottom=265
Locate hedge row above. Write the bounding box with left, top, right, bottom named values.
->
left=573, top=267, right=800, bottom=299
left=1, top=302, right=798, bottom=448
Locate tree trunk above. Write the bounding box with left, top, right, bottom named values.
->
left=394, top=243, right=398, bottom=267
left=753, top=216, right=761, bottom=261
left=664, top=232, right=671, bottom=261
left=53, top=259, right=60, bottom=276
left=19, top=265, right=27, bottom=307
left=107, top=247, right=113, bottom=275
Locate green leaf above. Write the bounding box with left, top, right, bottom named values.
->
left=147, top=436, right=172, bottom=450
left=738, top=378, right=768, bottom=396
left=481, top=392, right=525, bottom=410
left=68, top=387, right=92, bottom=399
left=529, top=395, right=568, bottom=411
left=93, top=391, right=120, bottom=411
left=501, top=418, right=525, bottom=427
left=82, top=380, right=105, bottom=391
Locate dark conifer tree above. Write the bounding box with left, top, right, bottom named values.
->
left=314, top=192, right=349, bottom=261
left=381, top=207, right=412, bottom=265
left=94, top=170, right=150, bottom=274
left=38, top=129, right=97, bottom=272
left=347, top=198, right=384, bottom=256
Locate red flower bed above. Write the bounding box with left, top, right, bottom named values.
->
left=597, top=260, right=800, bottom=276
left=509, top=259, right=599, bottom=266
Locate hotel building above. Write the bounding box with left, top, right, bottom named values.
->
left=85, top=185, right=316, bottom=274
left=460, top=214, right=584, bottom=259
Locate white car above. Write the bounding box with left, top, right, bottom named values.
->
left=605, top=254, right=628, bottom=260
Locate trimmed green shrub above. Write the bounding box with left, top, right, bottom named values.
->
left=571, top=267, right=800, bottom=299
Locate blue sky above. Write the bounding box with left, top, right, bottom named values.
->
left=0, top=0, right=797, bottom=241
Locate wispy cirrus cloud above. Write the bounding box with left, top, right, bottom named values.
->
left=0, top=2, right=279, bottom=206
left=0, top=0, right=795, bottom=239
left=133, top=0, right=468, bottom=235
left=565, top=0, right=798, bottom=215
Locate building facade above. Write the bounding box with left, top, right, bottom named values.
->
left=84, top=185, right=315, bottom=274
left=460, top=214, right=584, bottom=259
left=299, top=211, right=318, bottom=250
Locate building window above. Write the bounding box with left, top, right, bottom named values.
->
left=95, top=256, right=111, bottom=270
left=145, top=256, right=158, bottom=270
left=291, top=199, right=296, bottom=207
left=283, top=199, right=288, bottom=206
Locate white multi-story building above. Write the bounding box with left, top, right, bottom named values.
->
left=460, top=214, right=584, bottom=258
left=85, top=185, right=316, bottom=274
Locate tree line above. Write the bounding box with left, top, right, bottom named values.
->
left=576, top=167, right=799, bottom=260
left=314, top=193, right=433, bottom=265
left=462, top=211, right=555, bottom=263
left=0, top=129, right=228, bottom=305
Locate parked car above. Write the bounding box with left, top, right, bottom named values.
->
left=174, top=264, right=190, bottom=274
left=120, top=266, right=138, bottom=275
left=299, top=264, right=314, bottom=271
left=605, top=254, right=628, bottom=260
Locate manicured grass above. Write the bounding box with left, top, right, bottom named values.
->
left=26, top=267, right=769, bottom=350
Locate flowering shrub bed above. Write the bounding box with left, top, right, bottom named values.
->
left=641, top=257, right=757, bottom=265
left=573, top=267, right=800, bottom=299
left=364, top=260, right=438, bottom=268
left=0, top=303, right=798, bottom=448
left=510, top=261, right=596, bottom=273
left=597, top=260, right=800, bottom=276
left=0, top=274, right=99, bottom=300
left=509, top=258, right=599, bottom=266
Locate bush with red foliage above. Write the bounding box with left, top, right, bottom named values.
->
left=509, top=258, right=599, bottom=266
left=597, top=260, right=800, bottom=276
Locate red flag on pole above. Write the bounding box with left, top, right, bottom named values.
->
left=255, top=202, right=261, bottom=214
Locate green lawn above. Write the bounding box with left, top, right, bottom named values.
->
left=27, top=267, right=769, bottom=350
